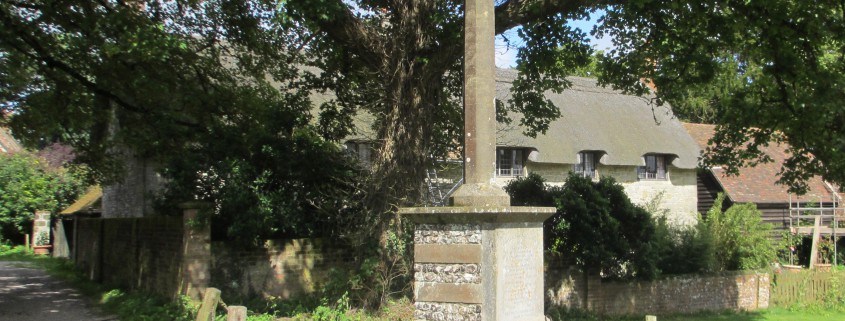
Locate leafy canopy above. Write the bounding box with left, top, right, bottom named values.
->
left=1, top=0, right=844, bottom=256
left=0, top=152, right=86, bottom=243
left=0, top=1, right=370, bottom=245
left=596, top=1, right=845, bottom=193
left=3, top=0, right=844, bottom=206
left=506, top=173, right=659, bottom=280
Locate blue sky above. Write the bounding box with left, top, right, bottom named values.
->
left=495, top=10, right=613, bottom=68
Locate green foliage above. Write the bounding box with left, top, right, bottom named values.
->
left=100, top=289, right=195, bottom=321
left=570, top=51, right=604, bottom=79
left=506, top=173, right=659, bottom=280
left=0, top=243, right=31, bottom=260
left=503, top=172, right=552, bottom=206
left=310, top=293, right=352, bottom=321
left=0, top=152, right=86, bottom=243
left=1, top=1, right=302, bottom=184
left=653, top=216, right=716, bottom=275
left=157, top=125, right=364, bottom=246
left=597, top=1, right=845, bottom=194
left=546, top=307, right=845, bottom=321
left=34, top=231, right=50, bottom=246
left=706, top=194, right=775, bottom=271
left=0, top=0, right=371, bottom=248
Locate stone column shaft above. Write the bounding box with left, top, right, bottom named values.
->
left=463, top=0, right=496, bottom=185
left=451, top=0, right=510, bottom=207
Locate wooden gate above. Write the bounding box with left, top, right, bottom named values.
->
left=771, top=270, right=845, bottom=307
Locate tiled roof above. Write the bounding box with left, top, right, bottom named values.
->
left=683, top=123, right=841, bottom=204
left=0, top=127, right=22, bottom=154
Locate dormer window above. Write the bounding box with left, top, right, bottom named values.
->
left=638, top=154, right=667, bottom=180
left=496, top=148, right=524, bottom=177
left=574, top=152, right=598, bottom=179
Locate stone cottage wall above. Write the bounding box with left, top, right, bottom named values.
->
left=494, top=163, right=699, bottom=226
left=101, top=152, right=163, bottom=218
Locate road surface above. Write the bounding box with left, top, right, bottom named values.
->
left=0, top=261, right=115, bottom=321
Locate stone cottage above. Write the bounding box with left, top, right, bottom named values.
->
left=490, top=69, right=701, bottom=225
left=343, top=69, right=702, bottom=224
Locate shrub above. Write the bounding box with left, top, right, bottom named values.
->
left=653, top=216, right=716, bottom=274
left=503, top=171, right=552, bottom=206
left=506, top=173, right=660, bottom=280
left=706, top=193, right=775, bottom=271
left=0, top=152, right=87, bottom=243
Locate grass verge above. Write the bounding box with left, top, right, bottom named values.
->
left=547, top=308, right=845, bottom=321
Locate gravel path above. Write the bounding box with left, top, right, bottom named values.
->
left=0, top=261, right=116, bottom=321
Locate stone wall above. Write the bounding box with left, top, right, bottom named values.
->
left=74, top=212, right=354, bottom=301
left=210, top=238, right=353, bottom=299
left=546, top=267, right=770, bottom=315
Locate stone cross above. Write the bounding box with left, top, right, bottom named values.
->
left=451, top=0, right=510, bottom=207
left=400, top=1, right=555, bottom=320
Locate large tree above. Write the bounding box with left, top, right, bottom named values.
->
left=289, top=0, right=845, bottom=208
left=2, top=0, right=844, bottom=254
left=0, top=1, right=368, bottom=245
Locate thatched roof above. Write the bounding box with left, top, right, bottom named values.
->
left=495, top=69, right=700, bottom=169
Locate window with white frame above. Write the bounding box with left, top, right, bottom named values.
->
left=574, top=152, right=598, bottom=179
left=345, top=141, right=373, bottom=166
left=496, top=148, right=524, bottom=177
left=638, top=154, right=667, bottom=180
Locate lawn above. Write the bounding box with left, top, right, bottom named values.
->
left=549, top=309, right=845, bottom=321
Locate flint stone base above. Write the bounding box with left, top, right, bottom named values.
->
left=401, top=207, right=555, bottom=321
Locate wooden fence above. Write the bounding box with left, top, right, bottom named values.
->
left=770, top=270, right=845, bottom=307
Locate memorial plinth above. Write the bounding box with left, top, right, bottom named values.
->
left=400, top=0, right=556, bottom=319
left=401, top=206, right=555, bottom=321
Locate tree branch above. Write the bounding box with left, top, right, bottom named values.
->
left=494, top=0, right=620, bottom=34
left=0, top=9, right=201, bottom=128
left=290, top=0, right=384, bottom=68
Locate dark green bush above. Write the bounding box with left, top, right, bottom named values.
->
left=506, top=172, right=659, bottom=280
left=507, top=174, right=775, bottom=277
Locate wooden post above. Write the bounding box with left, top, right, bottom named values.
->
left=24, top=233, right=30, bottom=248
left=195, top=287, right=221, bottom=321
left=181, top=202, right=212, bottom=300
left=809, top=216, right=821, bottom=269
left=646, top=315, right=657, bottom=321
left=226, top=306, right=247, bottom=321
